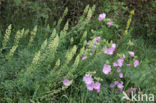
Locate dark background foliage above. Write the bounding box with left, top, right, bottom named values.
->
left=0, top=0, right=155, bottom=39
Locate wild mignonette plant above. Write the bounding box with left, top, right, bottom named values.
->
left=0, top=24, right=12, bottom=54
left=0, top=5, right=97, bottom=102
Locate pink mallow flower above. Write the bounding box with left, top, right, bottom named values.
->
left=112, top=43, right=116, bottom=48
left=63, top=79, right=70, bottom=86
left=134, top=60, right=139, bottom=67
left=113, top=62, right=118, bottom=67
left=81, top=56, right=87, bottom=61
left=103, top=64, right=112, bottom=75
left=129, top=51, right=135, bottom=57
left=117, top=58, right=124, bottom=67
left=98, top=13, right=106, bottom=21
left=117, top=82, right=124, bottom=89
left=94, top=82, right=101, bottom=93
left=96, top=36, right=101, bottom=42
left=83, top=74, right=101, bottom=92
left=104, top=43, right=116, bottom=55
left=107, top=48, right=115, bottom=55
left=94, top=36, right=101, bottom=44
left=114, top=81, right=119, bottom=85
left=83, top=74, right=93, bottom=85
left=86, top=82, right=94, bottom=91
left=119, top=73, right=123, bottom=78
left=107, top=22, right=113, bottom=26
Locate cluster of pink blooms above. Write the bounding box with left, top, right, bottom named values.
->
left=83, top=74, right=101, bottom=93
left=113, top=52, right=139, bottom=68
left=117, top=67, right=123, bottom=78
left=103, top=43, right=116, bottom=55
left=128, top=51, right=139, bottom=67
left=113, top=55, right=125, bottom=78
left=110, top=81, right=124, bottom=90
left=78, top=45, right=140, bottom=93
left=98, top=13, right=106, bottom=21
left=113, top=56, right=125, bottom=67
left=110, top=51, right=140, bottom=90
left=81, top=36, right=101, bottom=61
left=80, top=40, right=140, bottom=92
left=62, top=14, right=141, bottom=93
left=98, top=13, right=114, bottom=26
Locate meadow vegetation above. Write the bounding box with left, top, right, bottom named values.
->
left=0, top=0, right=156, bottom=103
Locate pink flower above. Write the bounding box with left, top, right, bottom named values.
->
left=94, top=36, right=101, bottom=44
left=98, top=13, right=106, bottom=21
left=103, top=46, right=108, bottom=53
left=117, top=58, right=124, bottom=67
left=107, top=22, right=113, bottom=26
left=134, top=60, right=139, bottom=67
left=86, top=82, right=94, bottom=91
left=114, top=81, right=119, bottom=85
left=127, top=64, right=130, bottom=67
left=117, top=82, right=124, bottom=89
left=81, top=56, right=87, bottom=61
left=113, top=62, right=118, bottom=67
left=112, top=43, right=116, bottom=49
left=119, top=73, right=123, bottom=78
left=109, top=43, right=116, bottom=54
left=83, top=74, right=93, bottom=85
left=94, top=82, right=101, bottom=93
left=117, top=68, right=121, bottom=73
left=63, top=79, right=70, bottom=86
left=129, top=51, right=135, bottom=57
left=107, top=48, right=115, bottom=55
left=103, top=64, right=112, bottom=75
left=96, top=36, right=101, bottom=42
left=113, top=57, right=124, bottom=67
left=96, top=89, right=100, bottom=93
left=104, top=44, right=116, bottom=55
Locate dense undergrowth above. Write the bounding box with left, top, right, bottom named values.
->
left=0, top=1, right=156, bottom=103
left=0, top=0, right=155, bottom=38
